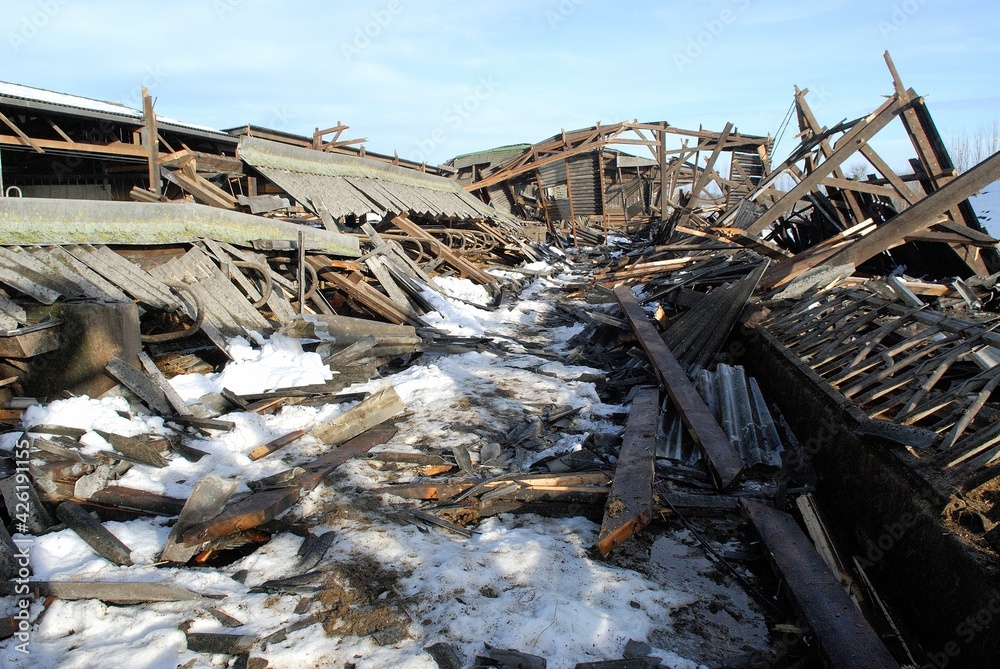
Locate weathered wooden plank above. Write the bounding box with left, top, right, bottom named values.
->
left=596, top=387, right=658, bottom=555
left=63, top=245, right=177, bottom=310
left=0, top=580, right=203, bottom=604
left=614, top=286, right=744, bottom=490
left=742, top=499, right=898, bottom=669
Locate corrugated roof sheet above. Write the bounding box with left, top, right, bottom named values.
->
left=451, top=144, right=531, bottom=170
left=239, top=136, right=500, bottom=221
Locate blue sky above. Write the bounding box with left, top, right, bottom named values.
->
left=2, top=0, right=998, bottom=172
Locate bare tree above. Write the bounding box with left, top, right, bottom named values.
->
left=845, top=162, right=868, bottom=180
left=950, top=118, right=1000, bottom=173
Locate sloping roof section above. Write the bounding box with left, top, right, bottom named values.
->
left=0, top=81, right=234, bottom=143
left=238, top=136, right=499, bottom=221
left=451, top=144, right=531, bottom=170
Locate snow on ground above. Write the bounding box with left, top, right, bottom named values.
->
left=0, top=269, right=766, bottom=669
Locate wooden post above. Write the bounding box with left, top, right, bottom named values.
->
left=296, top=229, right=306, bottom=314
left=563, top=158, right=576, bottom=222
left=657, top=126, right=667, bottom=214
left=141, top=86, right=160, bottom=197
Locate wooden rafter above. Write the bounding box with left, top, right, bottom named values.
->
left=0, top=110, right=44, bottom=153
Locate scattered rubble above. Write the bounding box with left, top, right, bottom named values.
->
left=0, top=51, right=999, bottom=668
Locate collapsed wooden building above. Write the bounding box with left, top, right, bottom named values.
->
left=452, top=120, right=771, bottom=233
left=1, top=51, right=1000, bottom=668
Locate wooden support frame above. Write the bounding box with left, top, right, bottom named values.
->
left=0, top=110, right=44, bottom=153
left=824, top=150, right=1000, bottom=269
left=746, top=93, right=908, bottom=235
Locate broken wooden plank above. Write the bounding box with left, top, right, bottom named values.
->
left=106, top=356, right=174, bottom=415
left=161, top=475, right=239, bottom=564
left=55, top=501, right=134, bottom=566
left=181, top=425, right=398, bottom=546
left=596, top=387, right=658, bottom=556
left=88, top=486, right=186, bottom=517
left=186, top=632, right=256, bottom=655
left=95, top=430, right=169, bottom=468
left=389, top=213, right=496, bottom=285
left=249, top=430, right=307, bottom=461
left=614, top=286, right=744, bottom=490
left=138, top=352, right=192, bottom=416
left=741, top=499, right=898, bottom=669
left=0, top=473, right=54, bottom=534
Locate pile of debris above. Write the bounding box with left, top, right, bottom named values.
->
left=2, top=50, right=1000, bottom=668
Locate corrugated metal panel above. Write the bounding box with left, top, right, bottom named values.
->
left=486, top=184, right=514, bottom=214
left=240, top=136, right=499, bottom=221
left=567, top=154, right=600, bottom=217
left=662, top=364, right=784, bottom=468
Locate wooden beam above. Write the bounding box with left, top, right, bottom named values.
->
left=742, top=500, right=898, bottom=669
left=824, top=150, right=1000, bottom=269
left=596, top=386, right=658, bottom=555
left=796, top=88, right=867, bottom=226
left=821, top=176, right=899, bottom=198
left=0, top=133, right=146, bottom=158
left=614, top=286, right=744, bottom=490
